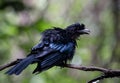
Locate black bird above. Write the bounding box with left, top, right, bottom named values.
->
left=6, top=23, right=90, bottom=75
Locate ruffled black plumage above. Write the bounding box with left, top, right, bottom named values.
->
left=6, top=23, right=90, bottom=75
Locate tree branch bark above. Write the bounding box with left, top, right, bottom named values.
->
left=64, top=64, right=120, bottom=83
left=0, top=59, right=120, bottom=83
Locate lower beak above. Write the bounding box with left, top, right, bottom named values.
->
left=79, top=29, right=90, bottom=34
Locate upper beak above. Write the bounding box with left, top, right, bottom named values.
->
left=79, top=28, right=90, bottom=34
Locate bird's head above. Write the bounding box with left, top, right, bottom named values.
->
left=66, top=23, right=90, bottom=39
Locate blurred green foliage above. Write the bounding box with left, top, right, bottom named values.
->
left=0, top=0, right=120, bottom=83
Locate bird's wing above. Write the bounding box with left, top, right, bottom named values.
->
left=31, top=42, right=44, bottom=51
left=34, top=42, right=75, bottom=59
left=33, top=42, right=75, bottom=73
left=49, top=42, right=74, bottom=53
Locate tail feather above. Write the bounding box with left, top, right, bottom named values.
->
left=6, top=55, right=35, bottom=75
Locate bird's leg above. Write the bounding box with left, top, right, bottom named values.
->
left=57, top=60, right=67, bottom=68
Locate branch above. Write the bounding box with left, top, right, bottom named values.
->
left=64, top=64, right=120, bottom=83
left=0, top=59, right=120, bottom=83
left=0, top=59, right=21, bottom=71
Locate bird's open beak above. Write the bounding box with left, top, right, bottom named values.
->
left=79, top=28, right=90, bottom=34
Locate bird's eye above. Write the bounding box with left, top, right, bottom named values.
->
left=76, top=27, right=79, bottom=30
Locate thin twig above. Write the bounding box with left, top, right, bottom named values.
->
left=64, top=64, right=108, bottom=72
left=0, top=59, right=21, bottom=71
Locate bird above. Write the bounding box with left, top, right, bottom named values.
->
left=6, top=23, right=90, bottom=75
